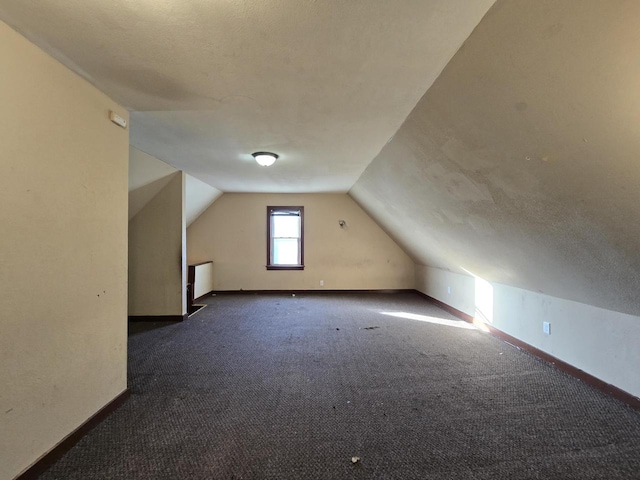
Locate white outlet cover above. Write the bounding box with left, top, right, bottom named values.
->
left=543, top=322, right=551, bottom=335
left=109, top=110, right=127, bottom=128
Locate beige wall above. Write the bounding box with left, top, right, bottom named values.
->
left=0, top=20, right=129, bottom=480
left=129, top=172, right=186, bottom=317
left=416, top=265, right=640, bottom=398
left=128, top=146, right=178, bottom=220
left=187, top=194, right=414, bottom=291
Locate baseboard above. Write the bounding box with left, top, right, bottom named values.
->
left=16, top=388, right=130, bottom=480
left=194, top=292, right=214, bottom=303
left=210, top=289, right=414, bottom=295
left=128, top=314, right=188, bottom=322
left=413, top=290, right=474, bottom=323
left=483, top=322, right=640, bottom=409
left=414, top=290, right=640, bottom=411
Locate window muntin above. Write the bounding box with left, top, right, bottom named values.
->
left=267, top=206, right=304, bottom=270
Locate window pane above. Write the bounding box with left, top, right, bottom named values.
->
left=273, top=216, right=299, bottom=238
left=273, top=238, right=299, bottom=265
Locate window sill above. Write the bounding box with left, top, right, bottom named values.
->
left=266, top=265, right=305, bottom=271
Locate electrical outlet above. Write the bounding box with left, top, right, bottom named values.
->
left=320, top=280, right=324, bottom=286
left=543, top=322, right=551, bottom=335
left=447, top=286, right=451, bottom=294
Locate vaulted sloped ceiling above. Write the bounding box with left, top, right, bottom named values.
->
left=0, top=0, right=494, bottom=193
left=129, top=147, right=179, bottom=220
left=351, top=0, right=640, bottom=316
left=129, top=147, right=221, bottom=226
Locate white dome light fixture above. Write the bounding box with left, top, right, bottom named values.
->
left=252, top=152, right=278, bottom=167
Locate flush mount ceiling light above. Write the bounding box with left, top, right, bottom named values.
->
left=252, top=152, right=278, bottom=167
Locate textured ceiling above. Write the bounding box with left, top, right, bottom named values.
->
left=351, top=0, right=640, bottom=315
left=0, top=0, right=494, bottom=193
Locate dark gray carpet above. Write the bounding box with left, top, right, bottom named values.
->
left=41, top=293, right=640, bottom=479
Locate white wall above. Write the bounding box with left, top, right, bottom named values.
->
left=185, top=175, right=222, bottom=227
left=0, top=20, right=129, bottom=479
left=188, top=193, right=415, bottom=291
left=193, top=262, right=214, bottom=300
left=129, top=172, right=186, bottom=317
left=416, top=265, right=640, bottom=398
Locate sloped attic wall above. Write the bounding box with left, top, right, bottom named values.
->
left=351, top=0, right=640, bottom=317
left=129, top=147, right=178, bottom=220
left=129, top=146, right=222, bottom=226
left=129, top=172, right=186, bottom=317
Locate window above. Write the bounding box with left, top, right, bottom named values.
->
left=267, top=206, right=304, bottom=270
